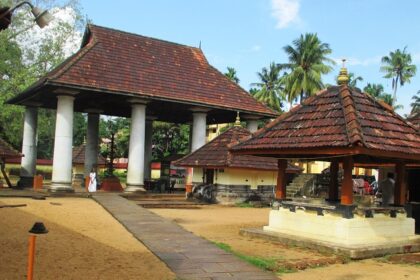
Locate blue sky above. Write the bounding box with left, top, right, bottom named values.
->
left=79, top=0, right=420, bottom=116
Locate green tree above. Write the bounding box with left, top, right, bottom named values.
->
left=363, top=83, right=402, bottom=110
left=410, top=90, right=420, bottom=115
left=279, top=33, right=335, bottom=104
left=251, top=62, right=284, bottom=112
left=224, top=67, right=240, bottom=84
left=0, top=0, right=86, bottom=158
left=380, top=47, right=417, bottom=103
left=152, top=122, right=190, bottom=160
left=348, top=72, right=363, bottom=88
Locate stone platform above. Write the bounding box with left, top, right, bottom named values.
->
left=240, top=205, right=420, bottom=259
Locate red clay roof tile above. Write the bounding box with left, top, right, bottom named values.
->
left=232, top=85, right=420, bottom=162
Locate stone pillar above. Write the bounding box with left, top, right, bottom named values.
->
left=328, top=160, right=339, bottom=201
left=126, top=101, right=147, bottom=192
left=144, top=118, right=153, bottom=180
left=19, top=106, right=38, bottom=188
left=341, top=156, right=354, bottom=205
left=394, top=162, right=407, bottom=206
left=246, top=120, right=259, bottom=133
left=50, top=95, right=75, bottom=192
left=275, top=159, right=287, bottom=200
left=84, top=112, right=100, bottom=177
left=191, top=111, right=207, bottom=152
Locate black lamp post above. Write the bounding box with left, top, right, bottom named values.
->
left=0, top=1, right=53, bottom=31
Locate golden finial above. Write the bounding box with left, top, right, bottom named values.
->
left=234, top=111, right=241, bottom=127
left=337, top=58, right=349, bottom=86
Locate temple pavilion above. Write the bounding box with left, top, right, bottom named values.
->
left=7, top=24, right=276, bottom=192
left=175, top=118, right=301, bottom=204
left=231, top=66, right=420, bottom=258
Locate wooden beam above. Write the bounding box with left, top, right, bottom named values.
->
left=275, top=159, right=287, bottom=200
left=394, top=162, right=407, bottom=206
left=341, top=156, right=354, bottom=205
left=328, top=160, right=339, bottom=200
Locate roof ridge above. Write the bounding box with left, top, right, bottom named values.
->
left=338, top=85, right=365, bottom=147
left=88, top=24, right=202, bottom=52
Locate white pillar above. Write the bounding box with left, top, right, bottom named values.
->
left=126, top=102, right=147, bottom=192
left=50, top=95, right=75, bottom=192
left=191, top=111, right=207, bottom=151
left=84, top=112, right=100, bottom=177
left=19, top=106, right=38, bottom=187
left=144, top=119, right=153, bottom=180
left=247, top=120, right=259, bottom=133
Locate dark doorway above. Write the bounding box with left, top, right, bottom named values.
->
left=205, top=169, right=214, bottom=184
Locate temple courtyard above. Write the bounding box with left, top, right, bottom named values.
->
left=0, top=194, right=418, bottom=279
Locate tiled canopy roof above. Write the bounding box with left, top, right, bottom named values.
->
left=72, top=144, right=106, bottom=165
left=0, top=138, right=21, bottom=159
left=9, top=24, right=276, bottom=118
left=231, top=85, right=420, bottom=163
left=175, top=126, right=301, bottom=173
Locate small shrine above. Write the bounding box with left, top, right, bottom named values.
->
left=231, top=64, right=420, bottom=258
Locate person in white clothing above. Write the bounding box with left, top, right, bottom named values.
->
left=88, top=168, right=97, bottom=192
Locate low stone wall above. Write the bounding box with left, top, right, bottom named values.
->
left=213, top=184, right=275, bottom=205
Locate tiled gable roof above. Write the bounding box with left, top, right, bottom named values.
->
left=72, top=144, right=106, bottom=165
left=27, top=24, right=275, bottom=117
left=175, top=126, right=301, bottom=172
left=231, top=86, right=420, bottom=161
left=0, top=138, right=21, bottom=159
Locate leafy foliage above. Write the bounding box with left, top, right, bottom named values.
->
left=363, top=83, right=402, bottom=110
left=380, top=47, right=417, bottom=102
left=251, top=62, right=284, bottom=112
left=152, top=121, right=190, bottom=160
left=410, top=90, right=420, bottom=115
left=279, top=33, right=335, bottom=104
left=0, top=0, right=86, bottom=158
left=224, top=66, right=240, bottom=84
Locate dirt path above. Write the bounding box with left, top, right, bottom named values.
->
left=151, top=205, right=420, bottom=279
left=0, top=197, right=175, bottom=280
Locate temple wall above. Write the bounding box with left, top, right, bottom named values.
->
left=264, top=208, right=416, bottom=246
left=192, top=167, right=276, bottom=189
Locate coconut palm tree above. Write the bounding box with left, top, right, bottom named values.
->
left=348, top=72, right=363, bottom=88
left=279, top=33, right=335, bottom=104
left=224, top=67, right=240, bottom=84
left=364, top=83, right=385, bottom=98
left=363, top=83, right=402, bottom=110
left=380, top=47, right=417, bottom=103
left=251, top=62, right=284, bottom=112
left=410, top=90, right=420, bottom=115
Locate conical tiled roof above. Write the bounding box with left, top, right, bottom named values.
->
left=231, top=85, right=420, bottom=163
left=175, top=126, right=301, bottom=172
left=0, top=138, right=21, bottom=159
left=72, top=144, right=106, bottom=165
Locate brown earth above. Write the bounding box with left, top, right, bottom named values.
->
left=151, top=205, right=420, bottom=279
left=0, top=197, right=175, bottom=280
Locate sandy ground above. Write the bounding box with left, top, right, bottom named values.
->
left=151, top=205, right=420, bottom=280
left=0, top=197, right=175, bottom=280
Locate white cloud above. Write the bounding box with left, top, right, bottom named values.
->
left=251, top=45, right=262, bottom=52
left=333, top=56, right=382, bottom=67
left=271, top=0, right=301, bottom=29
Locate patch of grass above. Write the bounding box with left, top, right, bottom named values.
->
left=212, top=241, right=291, bottom=273
left=235, top=202, right=253, bottom=208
